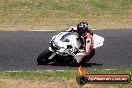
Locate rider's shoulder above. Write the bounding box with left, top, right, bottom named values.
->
left=87, top=27, right=92, bottom=30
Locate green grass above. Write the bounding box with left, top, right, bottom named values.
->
left=0, top=70, right=75, bottom=80
left=0, top=69, right=132, bottom=88
left=0, top=69, right=132, bottom=80
left=0, top=0, right=132, bottom=30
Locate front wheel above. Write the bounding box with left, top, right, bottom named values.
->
left=37, top=49, right=53, bottom=65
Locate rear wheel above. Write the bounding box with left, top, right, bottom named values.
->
left=79, top=49, right=95, bottom=65
left=37, top=49, right=53, bottom=65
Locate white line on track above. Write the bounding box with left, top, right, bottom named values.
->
left=28, top=29, right=97, bottom=31
left=4, top=70, right=67, bottom=72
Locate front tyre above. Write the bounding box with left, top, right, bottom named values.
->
left=37, top=49, right=53, bottom=65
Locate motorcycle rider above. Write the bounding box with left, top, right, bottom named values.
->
left=66, top=21, right=93, bottom=52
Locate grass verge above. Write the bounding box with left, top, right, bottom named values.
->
left=0, top=69, right=132, bottom=88
left=0, top=0, right=132, bottom=31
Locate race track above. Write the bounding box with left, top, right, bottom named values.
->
left=0, top=29, right=132, bottom=71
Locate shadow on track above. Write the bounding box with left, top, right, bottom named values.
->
left=49, top=62, right=103, bottom=67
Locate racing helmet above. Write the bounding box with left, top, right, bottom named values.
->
left=77, top=21, right=88, bottom=35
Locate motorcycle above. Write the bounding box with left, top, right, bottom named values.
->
left=37, top=31, right=104, bottom=65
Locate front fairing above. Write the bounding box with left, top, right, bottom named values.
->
left=50, top=32, right=81, bottom=50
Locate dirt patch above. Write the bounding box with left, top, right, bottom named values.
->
left=0, top=0, right=132, bottom=31
left=0, top=18, right=132, bottom=31
left=0, top=77, right=101, bottom=88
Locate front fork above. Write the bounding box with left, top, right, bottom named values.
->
left=48, top=47, right=56, bottom=60
left=48, top=52, right=56, bottom=60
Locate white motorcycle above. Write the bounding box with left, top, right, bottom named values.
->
left=37, top=31, right=104, bottom=65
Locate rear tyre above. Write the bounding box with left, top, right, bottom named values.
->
left=37, top=49, right=53, bottom=65
left=79, top=49, right=95, bottom=65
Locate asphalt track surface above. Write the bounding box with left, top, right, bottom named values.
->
left=0, top=29, right=132, bottom=71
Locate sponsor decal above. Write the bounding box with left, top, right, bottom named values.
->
left=76, top=66, right=131, bottom=85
